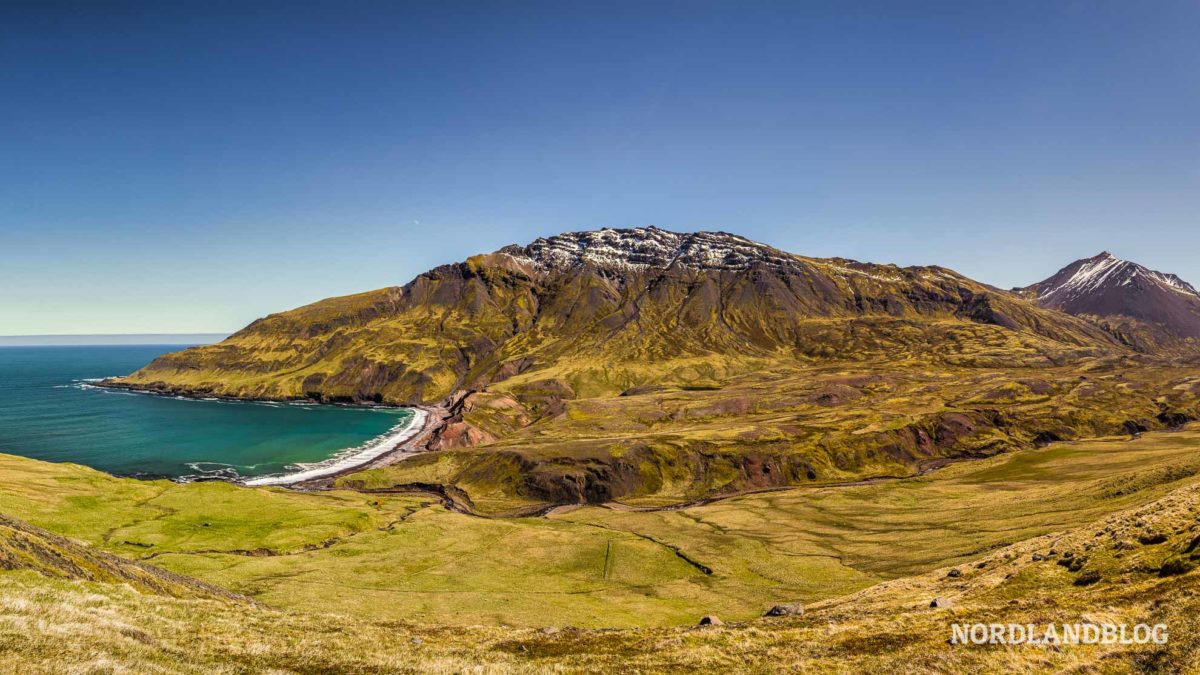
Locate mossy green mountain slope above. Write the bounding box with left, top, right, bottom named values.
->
left=350, top=354, right=1200, bottom=509
left=113, top=227, right=1122, bottom=405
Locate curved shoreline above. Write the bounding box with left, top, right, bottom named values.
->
left=243, top=408, right=430, bottom=487
left=90, top=378, right=452, bottom=488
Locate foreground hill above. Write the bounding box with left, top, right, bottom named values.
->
left=2, top=427, right=1199, bottom=629
left=4, top=451, right=1200, bottom=672
left=0, top=513, right=239, bottom=601
left=1022, top=251, right=1200, bottom=344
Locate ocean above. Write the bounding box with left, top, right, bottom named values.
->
left=0, top=344, right=413, bottom=482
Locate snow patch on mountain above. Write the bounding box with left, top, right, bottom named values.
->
left=818, top=262, right=903, bottom=283
left=498, top=226, right=796, bottom=272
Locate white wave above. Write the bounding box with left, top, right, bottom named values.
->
left=242, top=408, right=427, bottom=487
left=177, top=461, right=244, bottom=483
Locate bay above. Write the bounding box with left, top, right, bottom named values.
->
left=0, top=345, right=411, bottom=481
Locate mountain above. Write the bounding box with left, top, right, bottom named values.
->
left=111, top=226, right=1119, bottom=406
left=1022, top=252, right=1200, bottom=340
left=100, top=227, right=1200, bottom=507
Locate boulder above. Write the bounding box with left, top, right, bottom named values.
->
left=764, top=603, right=804, bottom=617
left=929, top=597, right=953, bottom=609
left=946, top=568, right=962, bottom=578
left=1139, top=532, right=1169, bottom=545
left=698, top=615, right=724, bottom=626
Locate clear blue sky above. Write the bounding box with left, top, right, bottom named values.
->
left=2, top=1, right=1198, bottom=335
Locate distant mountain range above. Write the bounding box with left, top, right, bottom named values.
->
left=0, top=333, right=229, bottom=347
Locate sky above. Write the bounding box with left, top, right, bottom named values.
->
left=2, top=0, right=1198, bottom=335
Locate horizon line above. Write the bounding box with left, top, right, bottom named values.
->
left=0, top=333, right=231, bottom=347
left=0, top=332, right=231, bottom=337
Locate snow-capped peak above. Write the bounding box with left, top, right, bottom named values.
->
left=498, top=226, right=795, bottom=272
left=1028, top=251, right=1200, bottom=339
left=1038, top=252, right=1198, bottom=302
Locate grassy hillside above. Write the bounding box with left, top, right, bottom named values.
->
left=4, top=467, right=1200, bottom=673
left=2, top=426, right=1200, bottom=630
left=0, top=513, right=238, bottom=601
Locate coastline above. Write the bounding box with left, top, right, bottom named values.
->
left=91, top=378, right=451, bottom=488
left=243, top=408, right=431, bottom=487
left=95, top=378, right=397, bottom=408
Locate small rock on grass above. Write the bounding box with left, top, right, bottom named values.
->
left=764, top=603, right=804, bottom=617
left=929, top=597, right=953, bottom=609
left=698, top=615, right=724, bottom=626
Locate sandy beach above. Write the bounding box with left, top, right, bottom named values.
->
left=243, top=408, right=430, bottom=487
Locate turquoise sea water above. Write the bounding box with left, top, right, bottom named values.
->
left=0, top=345, right=412, bottom=481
